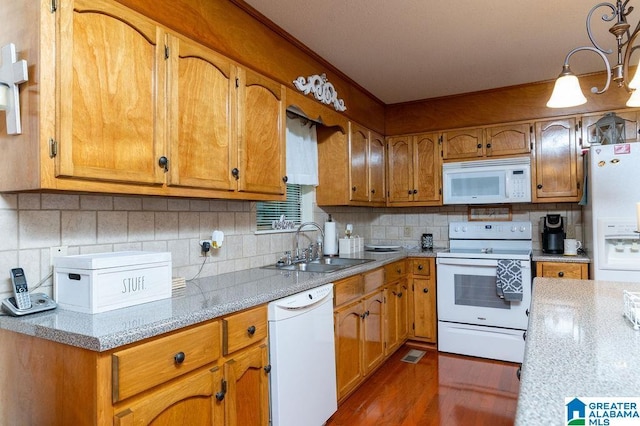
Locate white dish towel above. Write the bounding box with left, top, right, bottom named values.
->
left=286, top=116, right=318, bottom=186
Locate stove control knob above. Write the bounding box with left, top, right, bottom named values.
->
left=519, top=226, right=526, bottom=232
left=462, top=226, right=467, bottom=232
left=454, top=226, right=460, bottom=232
left=511, top=226, right=517, bottom=232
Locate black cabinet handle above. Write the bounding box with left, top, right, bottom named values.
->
left=418, top=264, right=424, bottom=270
left=174, top=351, right=186, bottom=364
left=413, top=189, right=418, bottom=194
left=486, top=143, right=492, bottom=149
left=215, top=379, right=227, bottom=401
left=526, top=309, right=530, bottom=317
left=231, top=168, right=239, bottom=180
left=247, top=325, right=256, bottom=336
left=537, top=184, right=543, bottom=189
left=523, top=331, right=527, bottom=341
left=397, top=292, right=403, bottom=298
left=423, top=288, right=429, bottom=293
left=352, top=186, right=357, bottom=192
left=264, top=364, right=272, bottom=373
left=282, top=175, right=288, bottom=183
left=516, top=366, right=521, bottom=381
left=477, top=143, right=482, bottom=149
left=371, top=189, right=376, bottom=194
left=158, top=156, right=169, bottom=172
left=558, top=271, right=564, bottom=277
left=407, top=190, right=412, bottom=195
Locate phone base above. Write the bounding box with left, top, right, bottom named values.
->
left=2, top=293, right=57, bottom=316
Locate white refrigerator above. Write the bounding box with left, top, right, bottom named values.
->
left=584, top=142, right=640, bottom=282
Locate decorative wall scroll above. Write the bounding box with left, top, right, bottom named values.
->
left=292, top=73, right=346, bottom=112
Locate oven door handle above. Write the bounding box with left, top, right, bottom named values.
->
left=437, top=257, right=500, bottom=267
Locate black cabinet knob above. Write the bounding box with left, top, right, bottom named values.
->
left=158, top=156, right=169, bottom=172
left=486, top=143, right=492, bottom=149
left=371, top=189, right=375, bottom=194
left=264, top=364, right=272, bottom=373
left=407, top=190, right=412, bottom=195
left=231, top=168, right=239, bottom=180
left=418, top=264, right=424, bottom=270
left=477, top=143, right=482, bottom=149
left=523, top=331, right=527, bottom=341
left=516, top=366, right=521, bottom=381
left=282, top=175, right=288, bottom=183
left=397, top=292, right=403, bottom=298
left=423, top=288, right=429, bottom=293
left=352, top=186, right=357, bottom=192
left=174, top=351, right=186, bottom=364
left=413, top=189, right=418, bottom=194
left=558, top=271, right=564, bottom=277
left=537, top=184, right=543, bottom=189
left=247, top=325, right=256, bottom=336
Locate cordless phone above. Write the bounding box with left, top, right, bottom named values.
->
left=10, top=268, right=32, bottom=310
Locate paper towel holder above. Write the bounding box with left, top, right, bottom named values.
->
left=0, top=43, right=29, bottom=135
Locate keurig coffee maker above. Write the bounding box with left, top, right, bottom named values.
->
left=542, top=214, right=565, bottom=254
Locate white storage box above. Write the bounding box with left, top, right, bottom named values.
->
left=53, top=251, right=172, bottom=314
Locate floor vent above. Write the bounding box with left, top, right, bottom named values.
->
left=400, top=349, right=426, bottom=364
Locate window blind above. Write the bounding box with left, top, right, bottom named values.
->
left=256, top=184, right=302, bottom=231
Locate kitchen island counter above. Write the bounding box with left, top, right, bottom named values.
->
left=515, top=277, right=640, bottom=424
left=0, top=248, right=443, bottom=351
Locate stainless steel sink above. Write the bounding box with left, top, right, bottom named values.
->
left=262, top=257, right=374, bottom=273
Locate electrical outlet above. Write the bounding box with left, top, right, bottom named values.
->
left=50, top=246, right=68, bottom=266
left=199, top=240, right=212, bottom=256
left=404, top=227, right=412, bottom=237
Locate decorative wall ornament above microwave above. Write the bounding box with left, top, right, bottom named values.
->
left=292, top=73, right=346, bottom=112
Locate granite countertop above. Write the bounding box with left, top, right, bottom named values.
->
left=0, top=248, right=443, bottom=352
left=531, top=249, right=591, bottom=263
left=515, top=277, right=640, bottom=424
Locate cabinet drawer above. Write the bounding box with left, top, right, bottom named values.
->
left=112, top=320, right=221, bottom=402
left=334, top=275, right=364, bottom=306
left=384, top=260, right=407, bottom=282
left=364, top=268, right=384, bottom=294
left=411, top=258, right=431, bottom=276
left=222, top=305, right=267, bottom=355
left=536, top=262, right=587, bottom=279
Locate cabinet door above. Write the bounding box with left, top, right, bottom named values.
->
left=534, top=118, right=581, bottom=201
left=387, top=136, right=413, bottom=203
left=349, top=123, right=369, bottom=202
left=166, top=35, right=236, bottom=191
left=442, top=128, right=483, bottom=159
left=397, top=279, right=410, bottom=343
left=485, top=123, right=532, bottom=157
left=223, top=344, right=270, bottom=426
left=237, top=69, right=286, bottom=195
left=413, top=133, right=441, bottom=203
left=362, top=290, right=384, bottom=375
left=114, top=366, right=223, bottom=426
left=369, top=131, right=386, bottom=204
left=57, top=0, right=166, bottom=185
left=413, top=276, right=436, bottom=343
left=536, top=261, right=588, bottom=279
left=334, top=300, right=363, bottom=401
left=385, top=280, right=409, bottom=355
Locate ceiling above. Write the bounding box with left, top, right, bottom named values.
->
left=242, top=0, right=625, bottom=104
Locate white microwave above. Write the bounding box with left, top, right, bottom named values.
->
left=442, top=157, right=531, bottom=205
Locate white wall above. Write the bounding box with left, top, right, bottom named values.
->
left=0, top=191, right=583, bottom=301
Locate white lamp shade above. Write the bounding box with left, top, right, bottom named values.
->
left=626, top=88, right=640, bottom=107
left=546, top=74, right=587, bottom=108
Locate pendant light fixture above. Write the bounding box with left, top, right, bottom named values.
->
left=547, top=0, right=640, bottom=108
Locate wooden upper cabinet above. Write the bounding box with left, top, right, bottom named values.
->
left=369, top=131, right=386, bottom=204
left=533, top=117, right=582, bottom=202
left=237, top=69, right=286, bottom=195
left=484, top=123, right=532, bottom=157
left=166, top=35, right=236, bottom=191
left=57, top=0, right=166, bottom=185
left=387, top=133, right=441, bottom=206
left=349, top=123, right=369, bottom=202
left=442, top=128, right=483, bottom=160
left=387, top=136, right=412, bottom=203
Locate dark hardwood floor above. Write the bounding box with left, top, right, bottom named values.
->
left=326, top=344, right=520, bottom=426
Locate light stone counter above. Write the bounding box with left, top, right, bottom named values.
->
left=531, top=249, right=591, bottom=264
left=515, top=277, right=640, bottom=425
left=0, top=249, right=443, bottom=352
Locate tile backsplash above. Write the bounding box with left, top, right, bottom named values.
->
left=0, top=191, right=583, bottom=301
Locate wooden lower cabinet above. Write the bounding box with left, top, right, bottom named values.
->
left=222, top=344, right=270, bottom=426
left=0, top=306, right=270, bottom=426
left=536, top=261, right=589, bottom=279
left=409, top=258, right=437, bottom=343
left=114, top=366, right=224, bottom=425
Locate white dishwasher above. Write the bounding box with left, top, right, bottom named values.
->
left=268, top=283, right=337, bottom=426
